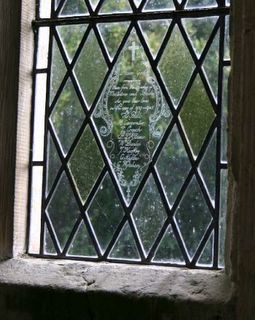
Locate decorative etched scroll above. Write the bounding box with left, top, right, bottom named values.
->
left=94, top=31, right=171, bottom=204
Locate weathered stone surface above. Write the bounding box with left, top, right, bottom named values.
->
left=0, top=258, right=235, bottom=319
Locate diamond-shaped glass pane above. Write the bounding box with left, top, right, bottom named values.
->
left=50, top=38, right=67, bottom=104
left=132, top=175, right=166, bottom=255
left=47, top=173, right=80, bottom=249
left=50, top=78, right=85, bottom=155
left=134, top=0, right=142, bottom=7
left=180, top=75, right=215, bottom=157
left=159, top=25, right=194, bottom=106
left=46, top=133, right=61, bottom=194
left=55, top=0, right=61, bottom=10
left=175, top=177, right=212, bottom=259
left=59, top=0, right=89, bottom=16
left=75, top=31, right=108, bottom=107
left=186, top=0, right=217, bottom=8
left=203, top=30, right=220, bottom=99
left=57, top=24, right=87, bottom=62
left=94, top=30, right=171, bottom=204
left=98, top=22, right=129, bottom=60
left=68, top=221, right=97, bottom=257
left=99, top=0, right=132, bottom=14
left=197, top=232, right=213, bottom=266
left=109, top=222, right=140, bottom=260
left=139, top=20, right=170, bottom=58
left=88, top=173, right=124, bottom=252
left=44, top=226, right=57, bottom=255
left=68, top=126, right=104, bottom=204
left=143, top=0, right=174, bottom=11
left=90, top=0, right=100, bottom=10
left=156, top=125, right=191, bottom=206
left=200, top=131, right=216, bottom=203
left=183, top=17, right=217, bottom=58
left=153, top=225, right=184, bottom=264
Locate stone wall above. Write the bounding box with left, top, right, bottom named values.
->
left=0, top=259, right=235, bottom=320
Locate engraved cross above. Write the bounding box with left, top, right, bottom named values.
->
left=128, top=41, right=139, bottom=63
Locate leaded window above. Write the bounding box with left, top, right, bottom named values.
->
left=29, top=0, right=230, bottom=268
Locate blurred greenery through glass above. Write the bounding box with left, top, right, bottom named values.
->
left=44, top=0, right=229, bottom=266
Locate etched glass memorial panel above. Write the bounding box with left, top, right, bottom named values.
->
left=30, top=0, right=230, bottom=268
left=139, top=20, right=170, bottom=59
left=93, top=31, right=171, bottom=204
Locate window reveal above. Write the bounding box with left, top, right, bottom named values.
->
left=29, top=0, right=230, bottom=268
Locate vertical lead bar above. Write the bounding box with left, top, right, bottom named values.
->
left=27, top=19, right=39, bottom=254
left=36, top=0, right=40, bottom=20
left=39, top=21, right=54, bottom=256
left=214, top=14, right=226, bottom=268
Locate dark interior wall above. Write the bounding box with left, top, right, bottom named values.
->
left=229, top=0, right=255, bottom=318
left=0, top=284, right=235, bottom=320
left=0, top=0, right=21, bottom=258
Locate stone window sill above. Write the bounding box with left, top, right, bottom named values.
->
left=0, top=256, right=235, bottom=320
